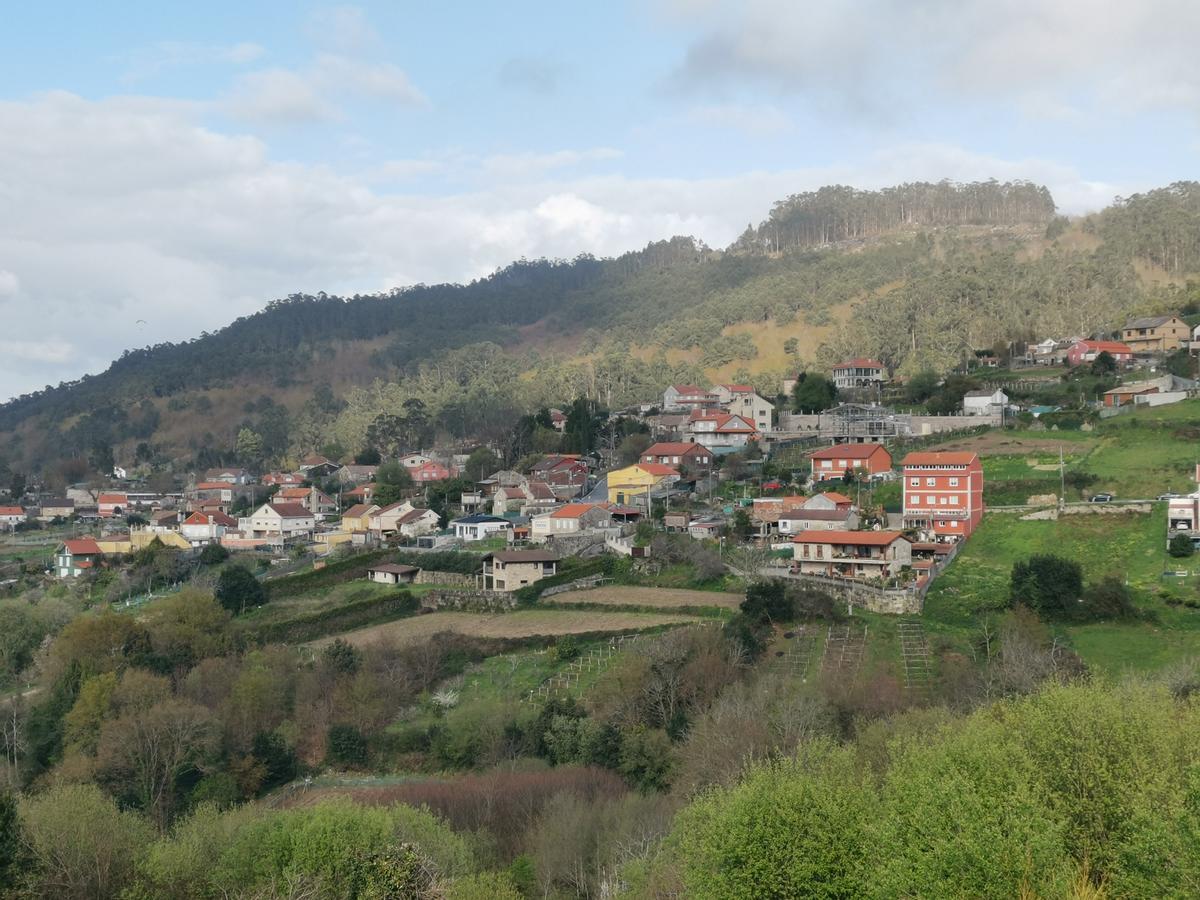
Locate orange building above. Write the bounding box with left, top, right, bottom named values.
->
left=901, top=451, right=984, bottom=542
left=808, top=444, right=893, bottom=481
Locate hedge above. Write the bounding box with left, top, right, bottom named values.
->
left=240, top=591, right=419, bottom=644
left=263, top=549, right=395, bottom=600
left=514, top=557, right=614, bottom=606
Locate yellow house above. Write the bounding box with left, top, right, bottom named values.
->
left=341, top=503, right=380, bottom=533
left=606, top=463, right=679, bottom=506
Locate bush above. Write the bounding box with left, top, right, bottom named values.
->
left=1084, top=576, right=1139, bottom=621
left=1169, top=532, right=1195, bottom=558
left=1010, top=555, right=1083, bottom=616
left=215, top=566, right=266, bottom=616
left=326, top=724, right=368, bottom=767
left=198, top=543, right=230, bottom=565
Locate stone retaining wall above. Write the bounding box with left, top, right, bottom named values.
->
left=420, top=589, right=516, bottom=612
left=414, top=569, right=476, bottom=587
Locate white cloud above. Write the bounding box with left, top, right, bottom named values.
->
left=482, top=148, right=622, bottom=177
left=306, top=6, right=380, bottom=53
left=118, top=40, right=265, bottom=82
left=0, top=91, right=1135, bottom=400
left=0, top=270, right=18, bottom=298
left=226, top=68, right=335, bottom=123
left=689, top=103, right=791, bottom=135
left=661, top=0, right=1200, bottom=120
left=226, top=54, right=426, bottom=124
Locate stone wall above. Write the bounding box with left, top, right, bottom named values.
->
left=414, top=569, right=476, bottom=587
left=420, top=589, right=516, bottom=612
left=540, top=575, right=612, bottom=598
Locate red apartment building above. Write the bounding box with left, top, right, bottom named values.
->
left=901, top=451, right=984, bottom=542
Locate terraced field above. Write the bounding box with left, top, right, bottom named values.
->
left=544, top=585, right=743, bottom=610
left=310, top=608, right=704, bottom=648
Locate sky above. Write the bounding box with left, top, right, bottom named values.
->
left=1, top=0, right=1198, bottom=400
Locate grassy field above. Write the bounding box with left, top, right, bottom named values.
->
left=926, top=399, right=1200, bottom=502
left=544, top=585, right=744, bottom=611
left=921, top=506, right=1200, bottom=674
left=311, top=609, right=705, bottom=649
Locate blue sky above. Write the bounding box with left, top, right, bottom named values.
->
left=1, top=1, right=1198, bottom=399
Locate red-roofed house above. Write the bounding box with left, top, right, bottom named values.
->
left=662, top=384, right=718, bottom=411
left=809, top=444, right=893, bottom=481
left=531, top=502, right=614, bottom=541
left=832, top=358, right=886, bottom=390
left=778, top=507, right=860, bottom=535
left=685, top=411, right=757, bottom=451
left=56, top=539, right=102, bottom=578
left=1066, top=340, right=1134, bottom=367
left=97, top=493, right=128, bottom=518
left=712, top=384, right=774, bottom=432
left=0, top=506, right=26, bottom=527
left=276, top=486, right=337, bottom=518
left=792, top=530, right=911, bottom=579
left=408, top=461, right=453, bottom=483
left=262, top=472, right=305, bottom=488
left=345, top=483, right=377, bottom=504
left=341, top=503, right=380, bottom=533
left=902, top=451, right=984, bottom=541
left=180, top=511, right=237, bottom=546
left=641, top=442, right=713, bottom=472
left=531, top=455, right=590, bottom=499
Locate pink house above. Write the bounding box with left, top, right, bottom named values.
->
left=1066, top=340, right=1134, bottom=367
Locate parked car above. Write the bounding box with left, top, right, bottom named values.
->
left=1158, top=492, right=1183, bottom=501
left=1090, top=493, right=1114, bottom=503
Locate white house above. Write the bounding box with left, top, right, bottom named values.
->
left=712, top=384, right=774, bottom=432
left=0, top=506, right=26, bottom=527
left=685, top=412, right=757, bottom=452
left=243, top=502, right=315, bottom=540
left=962, top=388, right=1009, bottom=416
left=366, top=563, right=420, bottom=585
left=530, top=503, right=613, bottom=542
left=180, top=511, right=237, bottom=546
left=662, top=384, right=717, bottom=411
left=451, top=513, right=513, bottom=542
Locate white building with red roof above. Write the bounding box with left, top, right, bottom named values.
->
left=180, top=511, right=238, bottom=546
left=685, top=410, right=757, bottom=452
left=831, top=358, right=886, bottom=391
left=662, top=384, right=719, bottom=412
left=97, top=493, right=128, bottom=518
left=712, top=384, right=775, bottom=431
left=0, top=506, right=26, bottom=527
left=55, top=538, right=103, bottom=578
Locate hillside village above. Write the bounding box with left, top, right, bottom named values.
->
left=0, top=309, right=1191, bottom=606
left=4, top=259, right=1200, bottom=896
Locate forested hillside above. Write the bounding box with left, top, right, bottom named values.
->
left=3, top=180, right=1199, bottom=473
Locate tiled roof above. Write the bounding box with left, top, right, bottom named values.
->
left=792, top=530, right=906, bottom=546
left=809, top=444, right=888, bottom=460
left=902, top=452, right=979, bottom=466
left=643, top=442, right=707, bottom=456
left=267, top=503, right=311, bottom=518
left=62, top=538, right=101, bottom=554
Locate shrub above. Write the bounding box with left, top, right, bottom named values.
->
left=198, top=543, right=229, bottom=566
left=214, top=566, right=266, bottom=616
left=326, top=724, right=368, bottom=767
left=1169, top=532, right=1195, bottom=558
left=1010, top=555, right=1083, bottom=616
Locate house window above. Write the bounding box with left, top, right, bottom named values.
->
left=816, top=546, right=824, bottom=559
left=925, top=477, right=935, bottom=486
left=802, top=545, right=810, bottom=558
left=909, top=477, right=919, bottom=486
left=939, top=497, right=947, bottom=505
left=949, top=477, right=959, bottom=486
left=949, top=495, right=959, bottom=505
